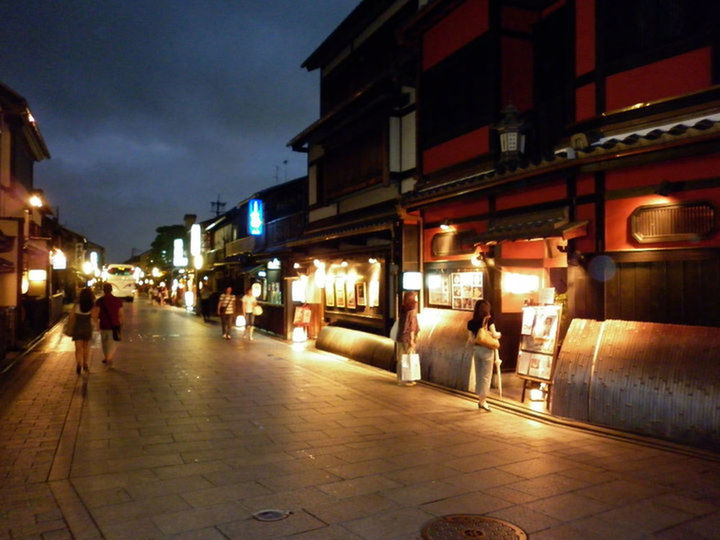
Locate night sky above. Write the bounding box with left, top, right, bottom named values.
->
left=1, top=0, right=359, bottom=261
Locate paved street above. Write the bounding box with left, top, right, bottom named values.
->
left=1, top=299, right=719, bottom=539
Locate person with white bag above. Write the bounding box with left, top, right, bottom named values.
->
left=241, top=286, right=259, bottom=341
left=395, top=291, right=420, bottom=385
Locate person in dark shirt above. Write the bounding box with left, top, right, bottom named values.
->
left=96, top=283, right=124, bottom=367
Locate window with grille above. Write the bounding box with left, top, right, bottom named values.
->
left=630, top=201, right=717, bottom=243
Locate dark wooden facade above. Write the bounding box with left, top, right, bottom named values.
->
left=288, top=0, right=420, bottom=337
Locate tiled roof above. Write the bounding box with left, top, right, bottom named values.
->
left=286, top=217, right=395, bottom=247
left=405, top=114, right=720, bottom=206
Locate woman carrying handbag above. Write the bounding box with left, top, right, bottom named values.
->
left=467, top=299, right=501, bottom=411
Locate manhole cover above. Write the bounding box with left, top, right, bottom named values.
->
left=421, top=515, right=527, bottom=539
left=252, top=509, right=292, bottom=522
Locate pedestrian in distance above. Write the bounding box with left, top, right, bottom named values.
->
left=395, top=290, right=419, bottom=385
left=96, top=283, right=124, bottom=367
left=467, top=299, right=501, bottom=412
left=217, top=286, right=236, bottom=339
left=241, top=286, right=258, bottom=340
left=199, top=283, right=213, bottom=322
left=70, top=287, right=98, bottom=374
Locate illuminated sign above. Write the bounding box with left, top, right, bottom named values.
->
left=50, top=248, right=67, bottom=270
left=402, top=271, right=422, bottom=291
left=173, top=238, right=188, bottom=267
left=28, top=269, right=47, bottom=281
left=190, top=224, right=201, bottom=256
left=248, top=199, right=264, bottom=236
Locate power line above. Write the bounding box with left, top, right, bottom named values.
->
left=211, top=194, right=226, bottom=217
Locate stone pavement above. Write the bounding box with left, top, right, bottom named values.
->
left=1, top=300, right=719, bottom=539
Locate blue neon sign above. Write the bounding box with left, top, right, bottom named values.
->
left=248, top=199, right=264, bottom=236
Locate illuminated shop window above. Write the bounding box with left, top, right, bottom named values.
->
left=502, top=268, right=545, bottom=313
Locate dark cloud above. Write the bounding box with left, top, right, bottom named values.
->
left=0, top=0, right=358, bottom=260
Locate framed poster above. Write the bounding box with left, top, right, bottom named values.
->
left=517, top=351, right=553, bottom=380
left=427, top=273, right=450, bottom=306
left=368, top=279, right=380, bottom=307
left=520, top=305, right=561, bottom=355
left=450, top=271, right=482, bottom=311
left=346, top=281, right=356, bottom=308
left=335, top=279, right=346, bottom=308
left=355, top=282, right=367, bottom=306
left=325, top=280, right=335, bottom=307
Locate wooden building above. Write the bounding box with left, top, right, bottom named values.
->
left=287, top=0, right=420, bottom=345
left=394, top=0, right=720, bottom=442
left=0, top=81, right=52, bottom=357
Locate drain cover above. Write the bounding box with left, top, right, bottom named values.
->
left=421, top=515, right=527, bottom=539
left=252, top=509, right=292, bottom=522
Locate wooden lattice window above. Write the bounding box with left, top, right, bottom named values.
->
left=630, top=201, right=717, bottom=243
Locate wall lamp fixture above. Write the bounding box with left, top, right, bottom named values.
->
left=440, top=219, right=455, bottom=232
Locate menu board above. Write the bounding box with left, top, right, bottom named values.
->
left=345, top=281, right=356, bottom=308
left=325, top=278, right=335, bottom=307
left=427, top=273, right=451, bottom=305
left=516, top=304, right=562, bottom=382
left=451, top=272, right=483, bottom=311
left=335, top=279, right=346, bottom=308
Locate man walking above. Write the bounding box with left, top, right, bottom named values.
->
left=96, top=283, right=124, bottom=366
left=217, top=286, right=236, bottom=339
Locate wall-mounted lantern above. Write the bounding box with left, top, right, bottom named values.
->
left=495, top=104, right=526, bottom=165
left=28, top=190, right=45, bottom=209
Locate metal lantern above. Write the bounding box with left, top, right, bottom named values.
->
left=495, top=104, right=526, bottom=164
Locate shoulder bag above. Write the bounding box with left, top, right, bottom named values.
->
left=474, top=316, right=500, bottom=350
left=63, top=311, right=76, bottom=337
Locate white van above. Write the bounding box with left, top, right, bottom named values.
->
left=103, top=264, right=137, bottom=301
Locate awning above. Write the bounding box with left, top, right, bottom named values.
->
left=473, top=207, right=588, bottom=244
left=285, top=219, right=394, bottom=248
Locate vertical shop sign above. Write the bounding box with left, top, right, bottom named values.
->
left=248, top=199, right=264, bottom=236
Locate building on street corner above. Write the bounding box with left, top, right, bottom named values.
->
left=283, top=0, right=720, bottom=449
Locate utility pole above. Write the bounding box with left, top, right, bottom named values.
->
left=210, top=195, right=226, bottom=217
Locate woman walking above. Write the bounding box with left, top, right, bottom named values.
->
left=71, top=287, right=98, bottom=374
left=241, top=286, right=258, bottom=340
left=395, top=291, right=420, bottom=385
left=467, top=299, right=501, bottom=411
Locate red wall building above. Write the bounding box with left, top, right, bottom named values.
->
left=399, top=0, right=720, bottom=442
